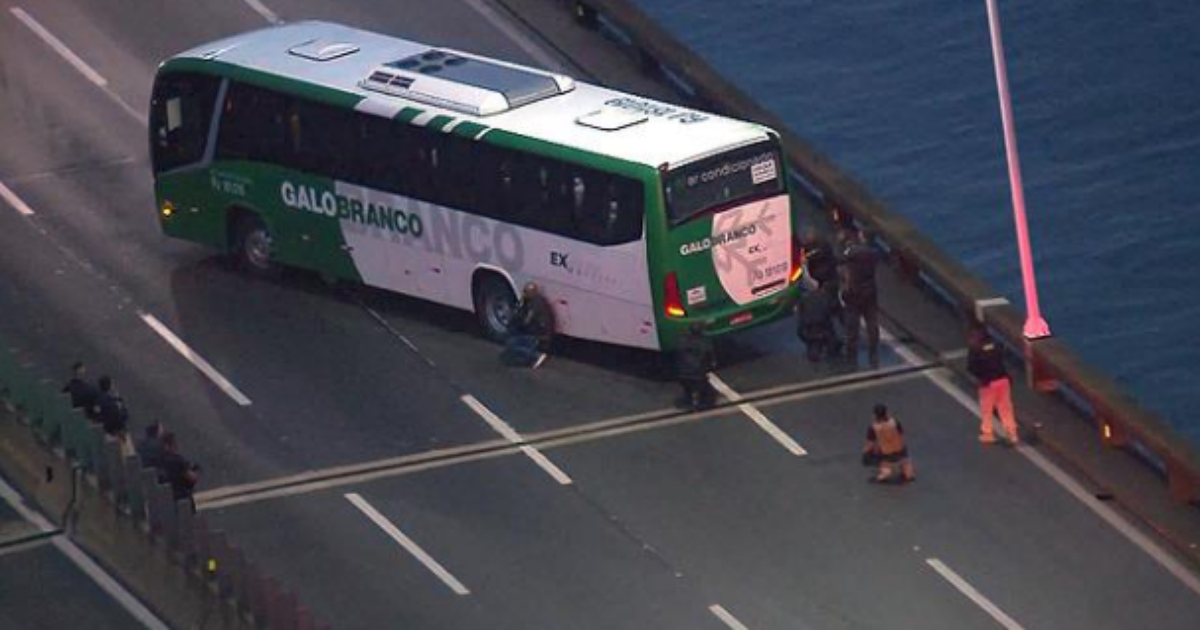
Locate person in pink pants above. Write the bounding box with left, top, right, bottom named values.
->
left=967, top=326, right=1019, bottom=446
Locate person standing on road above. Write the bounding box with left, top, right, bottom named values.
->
left=795, top=282, right=842, bottom=362
left=60, top=361, right=98, bottom=417
left=503, top=282, right=557, bottom=369
left=863, top=403, right=915, bottom=484
left=840, top=230, right=881, bottom=368
left=801, top=226, right=839, bottom=289
left=675, top=322, right=717, bottom=410
left=968, top=326, right=1019, bottom=446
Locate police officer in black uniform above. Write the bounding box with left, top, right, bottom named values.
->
left=675, top=322, right=717, bottom=410
left=840, top=229, right=881, bottom=368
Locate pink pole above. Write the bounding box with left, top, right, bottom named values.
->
left=985, top=0, right=1051, bottom=339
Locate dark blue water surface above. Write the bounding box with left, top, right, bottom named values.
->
left=631, top=0, right=1200, bottom=443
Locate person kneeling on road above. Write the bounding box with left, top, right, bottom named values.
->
left=503, top=282, right=556, bottom=369
left=863, top=403, right=916, bottom=484
left=675, top=322, right=717, bottom=411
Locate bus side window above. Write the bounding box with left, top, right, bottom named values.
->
left=358, top=114, right=404, bottom=194
left=216, top=83, right=287, bottom=164
left=606, top=176, right=644, bottom=244
left=533, top=159, right=572, bottom=235
left=571, top=172, right=644, bottom=245
left=149, top=72, right=220, bottom=174
left=288, top=99, right=358, bottom=181
left=438, top=135, right=476, bottom=211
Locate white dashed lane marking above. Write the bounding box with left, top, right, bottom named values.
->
left=346, top=493, right=471, bottom=596
left=708, top=373, right=807, bottom=456
left=140, top=313, right=252, bottom=407
left=461, top=394, right=573, bottom=485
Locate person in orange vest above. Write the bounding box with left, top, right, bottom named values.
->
left=863, top=403, right=916, bottom=484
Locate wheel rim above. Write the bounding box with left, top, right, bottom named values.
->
left=483, top=284, right=516, bottom=335
left=243, top=228, right=272, bottom=270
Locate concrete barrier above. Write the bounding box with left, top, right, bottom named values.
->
left=0, top=355, right=328, bottom=629
left=563, top=0, right=1200, bottom=504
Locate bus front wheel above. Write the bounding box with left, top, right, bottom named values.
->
left=233, top=214, right=276, bottom=276
left=473, top=274, right=517, bottom=342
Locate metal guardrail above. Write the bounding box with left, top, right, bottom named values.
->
left=565, top=0, right=1200, bottom=504
left=0, top=347, right=329, bottom=629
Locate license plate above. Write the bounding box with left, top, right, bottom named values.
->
left=730, top=312, right=753, bottom=326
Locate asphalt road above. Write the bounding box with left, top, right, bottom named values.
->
left=1, top=0, right=1199, bottom=628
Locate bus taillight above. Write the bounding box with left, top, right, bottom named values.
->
left=789, top=236, right=804, bottom=283
left=664, top=272, right=686, bottom=318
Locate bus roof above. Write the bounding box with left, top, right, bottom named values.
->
left=166, top=21, right=774, bottom=171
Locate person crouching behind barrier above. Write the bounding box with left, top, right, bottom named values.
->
left=863, top=403, right=915, bottom=484
left=503, top=282, right=557, bottom=369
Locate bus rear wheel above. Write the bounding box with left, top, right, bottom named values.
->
left=473, top=274, right=517, bottom=342
left=233, top=214, right=276, bottom=276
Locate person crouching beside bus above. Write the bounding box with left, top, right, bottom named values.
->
left=863, top=403, right=915, bottom=484
left=504, top=282, right=556, bottom=369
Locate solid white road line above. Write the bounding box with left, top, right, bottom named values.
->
left=460, top=0, right=567, bottom=72
left=883, top=323, right=1200, bottom=598
left=709, top=604, right=752, bottom=630
left=0, top=181, right=35, bottom=216
left=0, top=537, right=53, bottom=558
left=10, top=7, right=106, bottom=86
left=926, top=558, right=1025, bottom=630
left=345, top=493, right=470, bottom=596
left=52, top=539, right=172, bottom=630
left=0, top=477, right=170, bottom=629
left=880, top=327, right=925, bottom=367
left=1020, top=447, right=1200, bottom=598
left=0, top=477, right=55, bottom=532
left=240, top=0, right=282, bottom=25
left=139, top=312, right=252, bottom=407
left=461, top=394, right=573, bottom=484
left=9, top=7, right=145, bottom=123
left=708, top=373, right=807, bottom=456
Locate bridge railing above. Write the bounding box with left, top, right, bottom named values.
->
left=0, top=346, right=329, bottom=630
left=563, top=0, right=1200, bottom=504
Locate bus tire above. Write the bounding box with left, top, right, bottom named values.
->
left=232, top=213, right=277, bottom=277
left=473, top=273, right=517, bottom=343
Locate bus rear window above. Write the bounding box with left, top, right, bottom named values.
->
left=663, top=142, right=784, bottom=225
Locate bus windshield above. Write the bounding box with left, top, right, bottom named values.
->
left=663, top=141, right=784, bottom=225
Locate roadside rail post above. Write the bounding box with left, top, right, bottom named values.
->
left=123, top=457, right=148, bottom=523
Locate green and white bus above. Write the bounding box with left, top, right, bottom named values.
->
left=150, top=21, right=802, bottom=351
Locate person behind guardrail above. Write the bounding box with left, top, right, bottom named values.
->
left=863, top=403, right=916, bottom=484
left=137, top=421, right=166, bottom=471
left=61, top=361, right=99, bottom=419
left=968, top=326, right=1019, bottom=446
left=675, top=322, right=717, bottom=411
left=159, top=432, right=200, bottom=513
left=502, top=282, right=557, bottom=369
left=839, top=229, right=881, bottom=368
left=94, top=375, right=130, bottom=437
